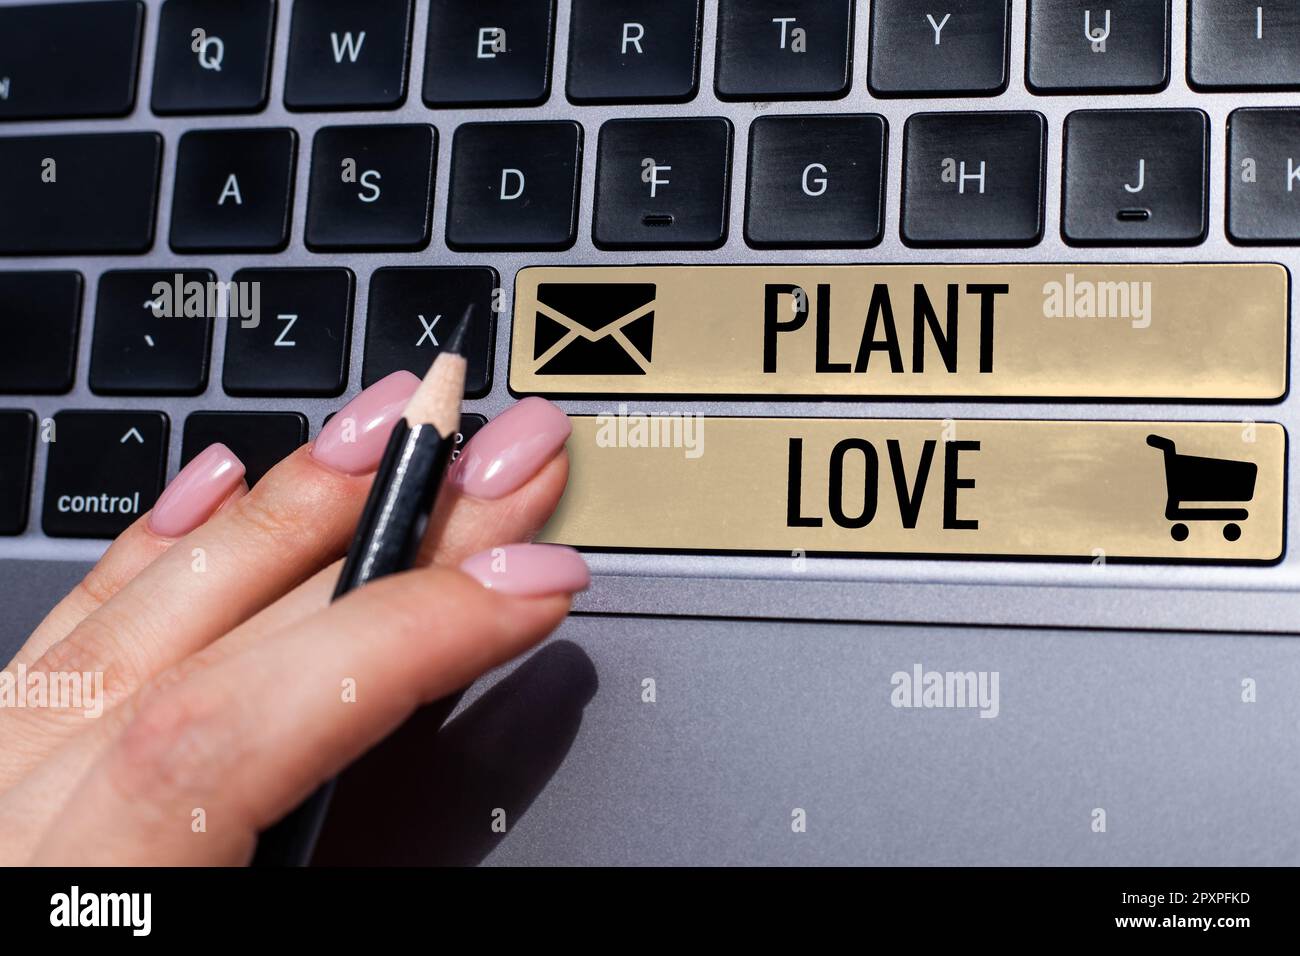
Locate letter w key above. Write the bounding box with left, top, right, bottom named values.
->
left=330, top=31, right=365, bottom=63
left=284, top=1, right=414, bottom=110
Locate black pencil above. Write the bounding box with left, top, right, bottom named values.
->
left=251, top=305, right=474, bottom=867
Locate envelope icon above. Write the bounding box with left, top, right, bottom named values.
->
left=532, top=282, right=655, bottom=375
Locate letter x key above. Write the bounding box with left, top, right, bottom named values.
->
left=416, top=312, right=441, bottom=347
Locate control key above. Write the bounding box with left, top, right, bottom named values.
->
left=42, top=411, right=168, bottom=538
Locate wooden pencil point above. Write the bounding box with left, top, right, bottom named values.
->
left=402, top=305, right=472, bottom=435
left=440, top=302, right=473, bottom=357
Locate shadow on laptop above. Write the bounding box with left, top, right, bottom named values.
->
left=312, top=640, right=599, bottom=866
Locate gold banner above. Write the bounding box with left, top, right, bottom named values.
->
left=541, top=417, right=1286, bottom=562
left=510, top=264, right=1288, bottom=399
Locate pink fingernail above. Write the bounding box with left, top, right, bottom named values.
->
left=312, top=371, right=421, bottom=476
left=460, top=543, right=590, bottom=597
left=148, top=443, right=246, bottom=539
left=449, top=397, right=572, bottom=500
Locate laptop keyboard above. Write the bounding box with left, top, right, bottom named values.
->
left=0, top=1, right=1297, bottom=609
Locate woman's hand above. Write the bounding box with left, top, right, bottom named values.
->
left=0, top=376, right=585, bottom=865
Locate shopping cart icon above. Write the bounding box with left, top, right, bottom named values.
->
left=1146, top=435, right=1257, bottom=542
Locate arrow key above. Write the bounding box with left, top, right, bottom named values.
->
left=43, top=411, right=168, bottom=538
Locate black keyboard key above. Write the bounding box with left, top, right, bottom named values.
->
left=869, top=0, right=1009, bottom=97
left=1189, top=0, right=1300, bottom=91
left=42, top=411, right=169, bottom=538
left=451, top=414, right=487, bottom=464
left=423, top=0, right=555, bottom=107
left=901, top=112, right=1045, bottom=247
left=89, top=270, right=215, bottom=395
left=0, top=410, right=35, bottom=535
left=285, top=0, right=414, bottom=110
left=1063, top=109, right=1208, bottom=246
left=745, top=114, right=886, bottom=248
left=715, top=0, right=853, bottom=101
left=170, top=128, right=296, bottom=252
left=566, top=0, right=702, bottom=104
left=151, top=0, right=276, bottom=114
left=305, top=125, right=436, bottom=251
left=223, top=268, right=354, bottom=396
left=593, top=118, right=732, bottom=250
left=0, top=1, right=143, bottom=121
left=363, top=267, right=497, bottom=395
left=0, top=133, right=161, bottom=255
left=0, top=272, right=81, bottom=394
left=1228, top=108, right=1300, bottom=245
left=182, top=412, right=308, bottom=486
left=323, top=410, right=486, bottom=455
left=446, top=122, right=581, bottom=250
left=1027, top=0, right=1169, bottom=93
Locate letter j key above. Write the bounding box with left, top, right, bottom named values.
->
left=1063, top=109, right=1208, bottom=246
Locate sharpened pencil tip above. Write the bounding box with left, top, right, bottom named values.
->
left=440, top=303, right=473, bottom=358
left=402, top=307, right=471, bottom=434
